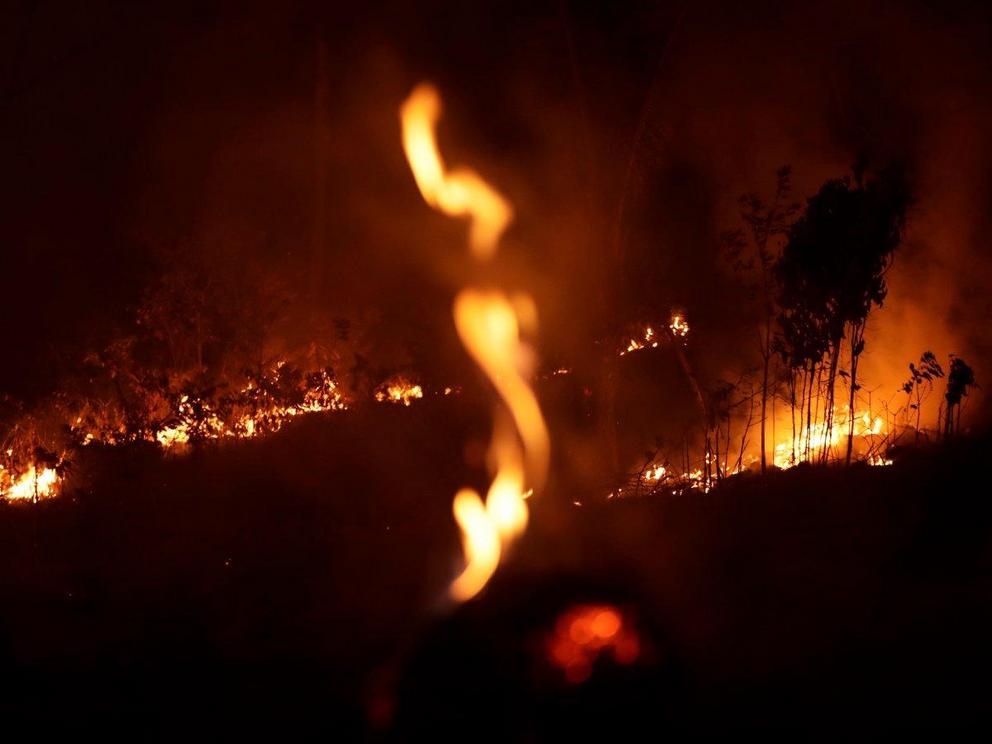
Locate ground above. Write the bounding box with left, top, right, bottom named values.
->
left=1, top=403, right=990, bottom=737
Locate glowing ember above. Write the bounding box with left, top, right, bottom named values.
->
left=546, top=604, right=641, bottom=684
left=401, top=82, right=549, bottom=602
left=619, top=326, right=658, bottom=356
left=669, top=313, right=689, bottom=339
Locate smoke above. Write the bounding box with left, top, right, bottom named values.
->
left=600, top=0, right=992, bottom=428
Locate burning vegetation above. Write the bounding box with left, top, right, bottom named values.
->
left=374, top=375, right=424, bottom=406
left=601, top=163, right=980, bottom=499
left=0, top=247, right=418, bottom=503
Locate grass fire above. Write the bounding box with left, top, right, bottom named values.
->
left=2, top=1, right=991, bottom=738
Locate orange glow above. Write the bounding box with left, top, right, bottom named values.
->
left=547, top=604, right=641, bottom=684
left=400, top=82, right=549, bottom=602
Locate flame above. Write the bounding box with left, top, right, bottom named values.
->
left=669, top=313, right=689, bottom=339
left=147, top=369, right=347, bottom=451
left=772, top=405, right=889, bottom=469
left=1, top=465, right=60, bottom=502
left=401, top=82, right=549, bottom=602
left=374, top=376, right=424, bottom=406
left=400, top=83, right=512, bottom=260
left=449, top=488, right=502, bottom=601
left=645, top=464, right=666, bottom=481
left=453, top=291, right=550, bottom=488
left=7, top=361, right=437, bottom=505
left=618, top=324, right=665, bottom=356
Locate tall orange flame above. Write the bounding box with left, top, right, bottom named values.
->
left=400, top=83, right=513, bottom=260
left=400, top=82, right=549, bottom=602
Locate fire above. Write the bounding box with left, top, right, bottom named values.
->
left=374, top=376, right=424, bottom=406
left=399, top=83, right=512, bottom=260
left=453, top=291, right=549, bottom=486
left=1, top=464, right=60, bottom=502
left=618, top=315, right=690, bottom=357
left=772, top=405, right=888, bottom=469
left=145, top=368, right=348, bottom=451
left=645, top=464, right=666, bottom=481
left=401, top=82, right=549, bottom=602
left=3, top=359, right=449, bottom=505
left=619, top=326, right=658, bottom=356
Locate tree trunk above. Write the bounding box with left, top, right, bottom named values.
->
left=789, top=371, right=802, bottom=465
left=822, top=336, right=842, bottom=463
left=760, top=345, right=769, bottom=474
left=844, top=324, right=863, bottom=466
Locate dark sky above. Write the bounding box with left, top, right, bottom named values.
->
left=2, top=0, right=991, bottom=422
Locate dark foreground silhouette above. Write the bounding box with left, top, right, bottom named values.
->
left=2, top=402, right=990, bottom=738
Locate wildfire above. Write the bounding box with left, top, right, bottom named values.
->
left=618, top=313, right=688, bottom=357
left=401, top=82, right=549, bottom=602
left=2, top=357, right=465, bottom=505
left=773, top=405, right=888, bottom=469
left=374, top=376, right=424, bottom=406
left=144, top=368, right=348, bottom=451
left=619, top=326, right=659, bottom=356
left=1, top=364, right=351, bottom=503
left=669, top=313, right=689, bottom=339
left=645, top=464, right=666, bottom=481
left=0, top=464, right=60, bottom=502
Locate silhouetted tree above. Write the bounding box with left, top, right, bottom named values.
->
left=900, top=351, right=943, bottom=440
left=775, top=161, right=911, bottom=464
left=721, top=166, right=799, bottom=473
left=943, top=356, right=976, bottom=438
left=774, top=261, right=831, bottom=465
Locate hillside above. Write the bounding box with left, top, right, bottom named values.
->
left=2, top=407, right=990, bottom=737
